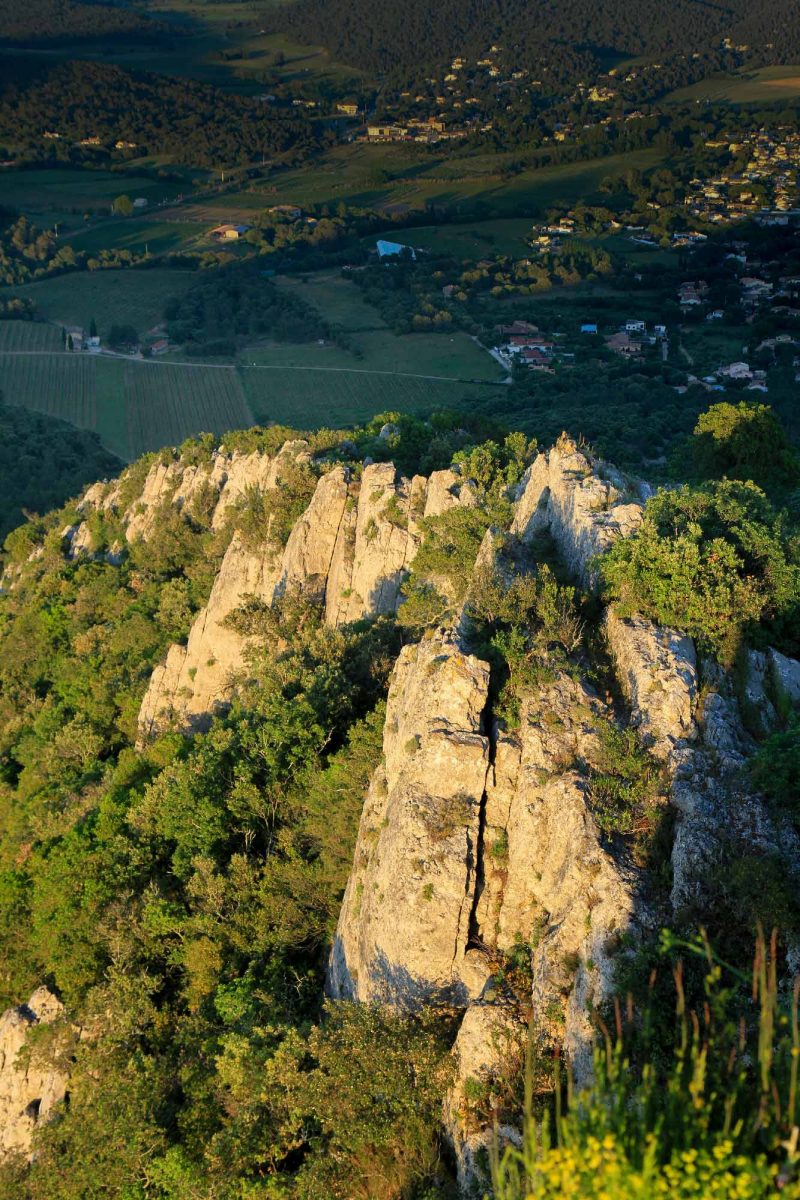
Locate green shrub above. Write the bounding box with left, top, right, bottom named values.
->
left=587, top=722, right=666, bottom=839
left=600, top=481, right=800, bottom=664
left=492, top=930, right=800, bottom=1200
left=687, top=401, right=799, bottom=493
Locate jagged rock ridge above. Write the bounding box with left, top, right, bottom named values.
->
left=61, top=434, right=800, bottom=1195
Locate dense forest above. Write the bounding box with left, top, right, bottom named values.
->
left=0, top=0, right=161, bottom=44
left=0, top=62, right=318, bottom=168
left=164, top=265, right=329, bottom=354
left=0, top=399, right=121, bottom=540
left=267, top=0, right=800, bottom=79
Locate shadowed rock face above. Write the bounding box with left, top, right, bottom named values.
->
left=0, top=988, right=69, bottom=1162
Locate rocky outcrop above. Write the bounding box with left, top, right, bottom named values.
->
left=138, top=457, right=480, bottom=737
left=327, top=635, right=642, bottom=1190
left=73, top=442, right=313, bottom=549
left=325, top=438, right=800, bottom=1194
left=605, top=610, right=800, bottom=916
left=512, top=438, right=642, bottom=586
left=327, top=634, right=492, bottom=1007
left=138, top=530, right=287, bottom=737
left=605, top=608, right=697, bottom=755
left=445, top=673, right=641, bottom=1191
left=324, top=463, right=420, bottom=628
left=0, top=988, right=69, bottom=1162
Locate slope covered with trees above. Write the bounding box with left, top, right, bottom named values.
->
left=0, top=0, right=160, bottom=44
left=267, top=0, right=800, bottom=80
left=0, top=399, right=121, bottom=541
left=0, top=62, right=318, bottom=168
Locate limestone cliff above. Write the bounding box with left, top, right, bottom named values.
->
left=0, top=989, right=69, bottom=1162
left=327, top=634, right=492, bottom=1009
left=511, top=436, right=643, bottom=585
left=137, top=455, right=477, bottom=738
left=41, top=432, right=800, bottom=1195
left=326, top=437, right=800, bottom=1193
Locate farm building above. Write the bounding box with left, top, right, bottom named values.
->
left=209, top=224, right=250, bottom=241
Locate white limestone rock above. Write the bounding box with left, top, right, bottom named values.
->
left=0, top=988, right=69, bottom=1162
left=512, top=438, right=642, bottom=586
left=327, top=634, right=492, bottom=1007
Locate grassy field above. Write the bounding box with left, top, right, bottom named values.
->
left=65, top=218, right=205, bottom=256
left=177, top=146, right=665, bottom=221
left=0, top=321, right=62, bottom=351
left=0, top=168, right=186, bottom=218
left=240, top=364, right=488, bottom=427
left=271, top=270, right=503, bottom=380
left=386, top=218, right=535, bottom=260
left=11, top=270, right=196, bottom=339
left=247, top=329, right=503, bottom=381
left=667, top=65, right=800, bottom=105
left=275, top=272, right=387, bottom=331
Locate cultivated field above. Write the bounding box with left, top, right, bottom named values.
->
left=0, top=352, right=97, bottom=427
left=0, top=321, right=63, bottom=351
left=0, top=279, right=502, bottom=456
left=240, top=364, right=489, bottom=427
left=12, top=270, right=196, bottom=340
left=123, top=362, right=253, bottom=458
left=0, top=351, right=253, bottom=460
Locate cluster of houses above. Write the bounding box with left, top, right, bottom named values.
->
left=678, top=279, right=709, bottom=308
left=62, top=325, right=169, bottom=357
left=685, top=128, right=800, bottom=225
left=604, top=319, right=668, bottom=358
left=492, top=320, right=560, bottom=371
left=365, top=117, right=462, bottom=145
